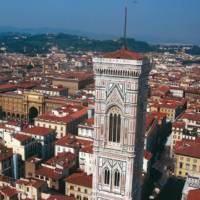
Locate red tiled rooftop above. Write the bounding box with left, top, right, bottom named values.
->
left=37, top=106, right=87, bottom=123
left=53, top=71, right=93, bottom=82
left=84, top=118, right=94, bottom=126
left=17, top=82, right=37, bottom=89
left=181, top=112, right=200, bottom=122
left=65, top=171, right=92, bottom=188
left=46, top=195, right=75, bottom=200
left=150, top=112, right=166, bottom=121
left=37, top=114, right=73, bottom=123
left=172, top=121, right=185, bottom=129
left=174, top=141, right=200, bottom=159
left=55, top=135, right=92, bottom=149
left=16, top=178, right=46, bottom=189
left=0, top=175, right=12, bottom=183
left=0, top=84, right=16, bottom=92
left=187, top=189, right=200, bottom=200
left=35, top=166, right=62, bottom=180
left=104, top=48, right=143, bottom=60
left=80, top=145, right=93, bottom=154
left=46, top=152, right=76, bottom=168
left=15, top=134, right=31, bottom=142
left=0, top=186, right=17, bottom=197
left=23, top=126, right=54, bottom=136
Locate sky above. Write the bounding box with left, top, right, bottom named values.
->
left=0, top=0, right=199, bottom=44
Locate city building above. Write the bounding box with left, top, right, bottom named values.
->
left=0, top=186, right=18, bottom=200
left=149, top=98, right=186, bottom=122
left=78, top=118, right=94, bottom=139
left=35, top=104, right=88, bottom=138
left=16, top=178, right=47, bottom=200
left=92, top=48, right=151, bottom=200
left=25, top=156, right=42, bottom=179
left=55, top=135, right=92, bottom=157
left=35, top=152, right=76, bottom=191
left=174, top=140, right=200, bottom=178
left=0, top=91, right=83, bottom=122
left=52, top=71, right=94, bottom=95
left=181, top=175, right=200, bottom=200
left=145, top=114, right=158, bottom=153
left=79, top=143, right=93, bottom=175
left=34, top=86, right=68, bottom=97
left=0, top=144, right=13, bottom=177
left=170, top=121, right=186, bottom=157
left=65, top=171, right=92, bottom=200
left=4, top=133, right=37, bottom=179
left=22, top=126, right=56, bottom=160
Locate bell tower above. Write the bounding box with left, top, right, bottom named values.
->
left=92, top=47, right=151, bottom=200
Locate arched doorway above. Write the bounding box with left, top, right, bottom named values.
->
left=29, top=107, right=38, bottom=124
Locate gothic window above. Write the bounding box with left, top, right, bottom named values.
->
left=114, top=170, right=120, bottom=187
left=104, top=168, right=110, bottom=185
left=108, top=107, right=121, bottom=143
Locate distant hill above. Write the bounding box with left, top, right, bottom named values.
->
left=0, top=32, right=156, bottom=55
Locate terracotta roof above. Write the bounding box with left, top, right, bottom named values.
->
left=172, top=121, right=185, bottom=129
left=55, top=135, right=92, bottom=150
left=0, top=186, right=17, bottom=197
left=35, top=166, right=63, bottom=180
left=150, top=112, right=166, bottom=121
left=0, top=175, right=12, bottom=183
left=174, top=141, right=200, bottom=159
left=46, top=195, right=75, bottom=200
left=37, top=106, right=87, bottom=123
left=17, top=82, right=37, bottom=89
left=65, top=171, right=92, bottom=188
left=187, top=189, right=200, bottom=200
left=80, top=145, right=93, bottom=154
left=84, top=118, right=94, bottom=126
left=104, top=48, right=143, bottom=60
left=0, top=84, right=16, bottom=92
left=16, top=178, right=46, bottom=189
left=23, top=126, right=54, bottom=136
left=181, top=113, right=200, bottom=122
left=37, top=114, right=73, bottom=124
left=14, top=134, right=31, bottom=142
left=46, top=152, right=76, bottom=169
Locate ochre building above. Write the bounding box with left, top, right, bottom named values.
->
left=0, top=91, right=83, bottom=122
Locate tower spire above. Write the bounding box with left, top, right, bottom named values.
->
left=123, top=6, right=128, bottom=50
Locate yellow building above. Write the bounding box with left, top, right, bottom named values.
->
left=174, top=141, right=200, bottom=178
left=16, top=178, right=47, bottom=200
left=170, top=121, right=185, bottom=157
left=65, top=171, right=92, bottom=200
left=0, top=91, right=82, bottom=122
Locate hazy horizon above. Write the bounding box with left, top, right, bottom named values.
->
left=0, top=0, right=200, bottom=44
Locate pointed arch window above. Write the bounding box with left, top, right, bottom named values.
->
left=114, top=170, right=120, bottom=187
left=104, top=168, right=110, bottom=185
left=109, top=112, right=121, bottom=143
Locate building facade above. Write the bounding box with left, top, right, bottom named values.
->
left=174, top=141, right=200, bottom=178
left=92, top=48, right=151, bottom=200
left=0, top=91, right=83, bottom=123
left=65, top=171, right=92, bottom=200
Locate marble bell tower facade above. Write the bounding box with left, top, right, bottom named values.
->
left=92, top=48, right=151, bottom=200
